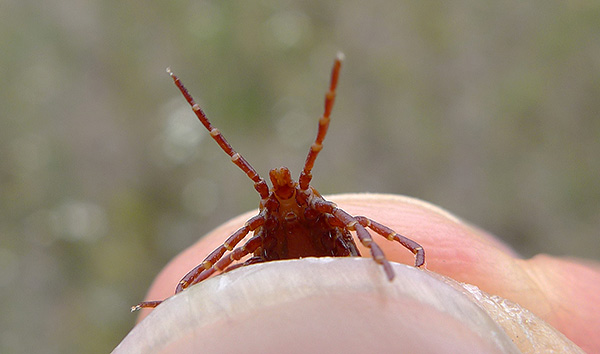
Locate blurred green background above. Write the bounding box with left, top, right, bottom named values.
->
left=1, top=0, right=599, bottom=352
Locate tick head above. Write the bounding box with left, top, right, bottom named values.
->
left=269, top=167, right=296, bottom=200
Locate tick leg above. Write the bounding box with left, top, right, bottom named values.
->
left=355, top=216, right=425, bottom=268
left=312, top=198, right=395, bottom=280
left=168, top=69, right=270, bottom=199
left=130, top=248, right=255, bottom=312
left=130, top=215, right=265, bottom=312
left=205, top=234, right=263, bottom=278
left=354, top=222, right=395, bottom=280
left=219, top=256, right=264, bottom=274
left=178, top=232, right=264, bottom=292
left=130, top=300, right=163, bottom=312
left=175, top=215, right=265, bottom=293
left=299, top=52, right=344, bottom=190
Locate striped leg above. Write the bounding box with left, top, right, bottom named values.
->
left=299, top=53, right=344, bottom=190
left=355, top=216, right=425, bottom=267
left=311, top=198, right=395, bottom=281
left=175, top=215, right=264, bottom=293
left=168, top=68, right=270, bottom=199
left=131, top=215, right=264, bottom=311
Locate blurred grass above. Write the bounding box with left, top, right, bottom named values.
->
left=1, top=0, right=599, bottom=352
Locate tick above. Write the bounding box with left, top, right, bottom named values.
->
left=132, top=53, right=425, bottom=311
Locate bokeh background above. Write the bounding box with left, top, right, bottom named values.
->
left=2, top=0, right=599, bottom=352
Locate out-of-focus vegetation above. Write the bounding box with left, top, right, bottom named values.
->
left=1, top=0, right=599, bottom=352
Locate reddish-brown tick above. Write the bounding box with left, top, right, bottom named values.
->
left=132, top=53, right=425, bottom=311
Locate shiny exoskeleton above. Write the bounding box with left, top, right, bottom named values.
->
left=132, top=53, right=425, bottom=311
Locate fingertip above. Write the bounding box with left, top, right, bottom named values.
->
left=117, top=259, right=520, bottom=354
left=131, top=193, right=595, bottom=352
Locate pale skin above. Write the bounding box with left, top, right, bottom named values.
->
left=135, top=194, right=600, bottom=353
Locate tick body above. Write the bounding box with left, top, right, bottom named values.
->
left=132, top=53, right=425, bottom=311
